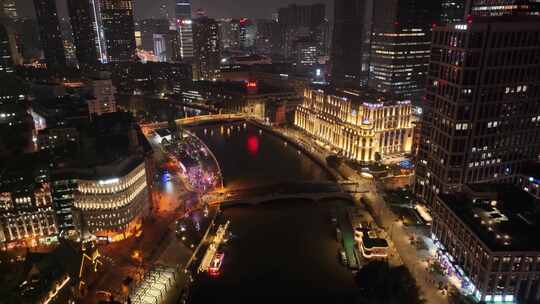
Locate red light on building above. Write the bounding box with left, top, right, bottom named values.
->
left=246, top=81, right=257, bottom=88
left=466, top=14, right=473, bottom=24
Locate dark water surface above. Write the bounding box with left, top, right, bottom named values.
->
left=188, top=122, right=357, bottom=302
left=190, top=122, right=331, bottom=189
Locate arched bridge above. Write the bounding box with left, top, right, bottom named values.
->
left=176, top=114, right=249, bottom=126
left=205, top=181, right=354, bottom=207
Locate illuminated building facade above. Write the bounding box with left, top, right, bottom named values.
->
left=431, top=184, right=540, bottom=303
left=73, top=159, right=148, bottom=237
left=468, top=0, right=540, bottom=17
left=295, top=87, right=414, bottom=162
left=0, top=153, right=57, bottom=248
left=414, top=19, right=540, bottom=205
left=50, top=112, right=153, bottom=240
left=193, top=17, right=221, bottom=80
left=295, top=39, right=319, bottom=68
left=368, top=0, right=441, bottom=105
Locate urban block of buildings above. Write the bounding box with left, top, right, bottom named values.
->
left=432, top=183, right=540, bottom=303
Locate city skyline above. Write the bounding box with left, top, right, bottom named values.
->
left=1, top=0, right=539, bottom=303
left=16, top=0, right=333, bottom=20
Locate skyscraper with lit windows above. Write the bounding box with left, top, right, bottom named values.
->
left=414, top=17, right=540, bottom=205
left=175, top=0, right=194, bottom=60
left=193, top=17, right=220, bottom=80
left=368, top=0, right=441, bottom=105
left=67, top=0, right=136, bottom=64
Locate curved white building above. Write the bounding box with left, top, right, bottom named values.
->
left=74, top=160, right=148, bottom=236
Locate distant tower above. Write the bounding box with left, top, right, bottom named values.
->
left=193, top=17, right=220, bottom=80
left=0, top=24, right=15, bottom=73
left=67, top=0, right=136, bottom=64
left=33, top=0, right=67, bottom=67
left=175, top=0, right=194, bottom=60
left=331, top=0, right=372, bottom=88
left=66, top=0, right=99, bottom=65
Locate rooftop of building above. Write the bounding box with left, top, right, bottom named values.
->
left=439, top=183, right=540, bottom=252
left=193, top=80, right=296, bottom=96
left=51, top=112, right=152, bottom=180
left=311, top=85, right=409, bottom=107
left=220, top=62, right=312, bottom=79
left=435, top=15, right=540, bottom=32
left=32, top=95, right=90, bottom=127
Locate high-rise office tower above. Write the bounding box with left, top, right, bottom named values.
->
left=67, top=0, right=136, bottom=64
left=441, top=0, right=467, bottom=24
left=331, top=0, right=373, bottom=88
left=193, top=16, right=220, bottom=81
left=67, top=0, right=99, bottom=65
left=0, top=24, right=15, bottom=73
left=368, top=0, right=441, bottom=104
left=277, top=4, right=325, bottom=28
left=33, top=0, right=67, bottom=67
left=414, top=18, right=540, bottom=205
left=278, top=4, right=326, bottom=60
left=100, top=0, right=136, bottom=62
left=175, top=0, right=194, bottom=60
left=218, top=18, right=241, bottom=50
left=467, top=0, right=540, bottom=17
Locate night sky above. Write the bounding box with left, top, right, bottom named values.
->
left=17, top=0, right=332, bottom=20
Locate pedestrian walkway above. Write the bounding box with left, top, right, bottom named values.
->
left=363, top=189, right=448, bottom=304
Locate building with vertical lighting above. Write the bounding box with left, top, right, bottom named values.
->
left=175, top=0, right=194, bottom=60
left=100, top=0, right=136, bottom=62
left=295, top=86, right=414, bottom=162
left=66, top=0, right=99, bottom=65
left=33, top=0, right=67, bottom=67
left=368, top=0, right=441, bottom=105
left=331, top=0, right=373, bottom=88
left=414, top=18, right=540, bottom=206
left=193, top=17, right=221, bottom=81
left=67, top=0, right=136, bottom=64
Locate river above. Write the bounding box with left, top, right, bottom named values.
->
left=187, top=122, right=357, bottom=302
